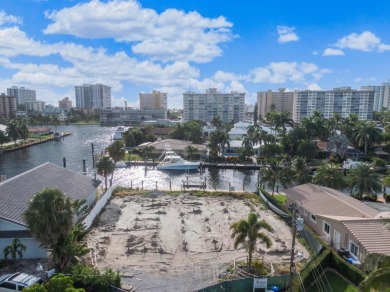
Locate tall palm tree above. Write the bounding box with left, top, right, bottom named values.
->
left=266, top=111, right=294, bottom=140
left=185, top=145, right=198, bottom=161
left=312, top=164, right=346, bottom=190
left=353, top=121, right=381, bottom=157
left=291, top=156, right=312, bottom=185
left=3, top=238, right=26, bottom=266
left=142, top=145, right=156, bottom=161
left=347, top=163, right=382, bottom=200
left=230, top=213, right=273, bottom=271
left=260, top=159, right=292, bottom=196
left=211, top=115, right=223, bottom=129
left=96, top=156, right=115, bottom=190
left=108, top=141, right=125, bottom=165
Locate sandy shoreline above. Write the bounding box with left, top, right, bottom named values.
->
left=88, top=191, right=307, bottom=291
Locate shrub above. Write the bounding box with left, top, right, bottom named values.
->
left=371, top=157, right=386, bottom=167
left=329, top=251, right=366, bottom=286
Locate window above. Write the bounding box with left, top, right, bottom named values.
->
left=0, top=282, right=16, bottom=289
left=303, top=209, right=307, bottom=216
left=311, top=214, right=316, bottom=223
left=350, top=241, right=359, bottom=257
left=323, top=222, right=330, bottom=234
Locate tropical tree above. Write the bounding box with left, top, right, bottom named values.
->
left=96, top=156, right=115, bottom=190
left=230, top=213, right=273, bottom=271
left=23, top=188, right=87, bottom=269
left=260, top=159, right=292, bottom=196
left=291, top=156, right=312, bottom=185
left=353, top=121, right=381, bottom=157
left=211, top=115, right=223, bottom=129
left=107, top=141, right=125, bottom=166
left=266, top=111, right=294, bottom=141
left=3, top=238, right=26, bottom=266
left=142, top=145, right=156, bottom=162
left=347, top=163, right=382, bottom=200
left=185, top=145, right=198, bottom=161
left=312, top=164, right=346, bottom=190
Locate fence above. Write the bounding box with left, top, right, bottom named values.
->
left=83, top=185, right=115, bottom=229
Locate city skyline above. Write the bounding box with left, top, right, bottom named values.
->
left=0, top=0, right=389, bottom=109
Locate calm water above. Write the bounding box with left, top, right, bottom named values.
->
left=0, top=125, right=260, bottom=191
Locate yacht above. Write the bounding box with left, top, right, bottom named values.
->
left=156, top=146, right=200, bottom=171
left=112, top=125, right=126, bottom=141
left=53, top=132, right=63, bottom=141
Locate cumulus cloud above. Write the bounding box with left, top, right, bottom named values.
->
left=43, top=0, right=233, bottom=63
left=277, top=25, right=299, bottom=43
left=307, top=83, right=321, bottom=90
left=322, top=48, right=344, bottom=56
left=335, top=31, right=389, bottom=52
left=250, top=62, right=330, bottom=84
left=0, top=10, right=22, bottom=26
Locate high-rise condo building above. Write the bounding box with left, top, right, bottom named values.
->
left=0, top=93, right=17, bottom=119
left=361, top=82, right=390, bottom=112
left=7, top=86, right=36, bottom=104
left=59, top=97, right=73, bottom=110
left=183, top=88, right=245, bottom=124
left=257, top=88, right=294, bottom=118
left=139, top=90, right=167, bottom=110
left=75, top=84, right=111, bottom=108
left=292, top=87, right=374, bottom=123
left=25, top=101, right=45, bottom=112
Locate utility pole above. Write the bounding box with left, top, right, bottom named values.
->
left=289, top=204, right=304, bottom=292
left=288, top=204, right=297, bottom=292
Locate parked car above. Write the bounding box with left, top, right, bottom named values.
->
left=337, top=247, right=362, bottom=267
left=0, top=272, right=43, bottom=291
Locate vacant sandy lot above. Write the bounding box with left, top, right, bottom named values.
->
left=88, top=191, right=306, bottom=291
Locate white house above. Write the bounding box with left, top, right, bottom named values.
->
left=0, top=162, right=101, bottom=259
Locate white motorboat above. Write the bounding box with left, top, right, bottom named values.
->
left=53, top=132, right=63, bottom=141
left=156, top=146, right=200, bottom=171
left=112, top=125, right=126, bottom=141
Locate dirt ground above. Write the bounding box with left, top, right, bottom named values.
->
left=88, top=191, right=307, bottom=291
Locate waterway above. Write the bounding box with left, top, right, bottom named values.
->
left=0, top=125, right=260, bottom=191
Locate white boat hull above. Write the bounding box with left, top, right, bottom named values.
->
left=156, top=162, right=200, bottom=171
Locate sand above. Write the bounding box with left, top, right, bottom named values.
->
left=88, top=191, right=307, bottom=291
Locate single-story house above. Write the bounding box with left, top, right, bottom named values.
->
left=143, top=127, right=173, bottom=140
left=284, top=183, right=390, bottom=262
left=138, top=139, right=208, bottom=159
left=0, top=162, right=101, bottom=259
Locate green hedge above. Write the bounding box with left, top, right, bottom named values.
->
left=359, top=268, right=390, bottom=292
left=329, top=251, right=367, bottom=286
left=293, top=249, right=332, bottom=291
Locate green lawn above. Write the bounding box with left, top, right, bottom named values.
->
left=310, top=271, right=358, bottom=292
left=274, top=194, right=286, bottom=204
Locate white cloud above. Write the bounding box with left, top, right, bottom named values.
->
left=307, top=83, right=321, bottom=90
left=0, top=10, right=22, bottom=26
left=250, top=62, right=330, bottom=84
left=322, top=48, right=345, bottom=56
left=277, top=25, right=299, bottom=43
left=336, top=31, right=381, bottom=52
left=378, top=43, right=390, bottom=52
left=44, top=0, right=233, bottom=63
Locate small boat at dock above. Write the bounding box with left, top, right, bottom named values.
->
left=156, top=146, right=200, bottom=171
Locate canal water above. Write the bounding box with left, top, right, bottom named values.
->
left=0, top=125, right=260, bottom=192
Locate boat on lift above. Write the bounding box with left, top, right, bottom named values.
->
left=156, top=145, right=200, bottom=171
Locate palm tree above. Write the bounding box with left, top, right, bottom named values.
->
left=185, top=145, right=198, bottom=161
left=96, top=156, right=115, bottom=190
left=291, top=156, right=312, bottom=185
left=108, top=141, right=125, bottom=164
left=260, top=159, right=292, bottom=196
left=266, top=111, right=294, bottom=140
left=142, top=145, right=156, bottom=161
left=353, top=121, right=381, bottom=157
left=211, top=115, right=223, bottom=129
left=347, top=163, right=382, bottom=200
left=230, top=213, right=273, bottom=271
left=23, top=188, right=89, bottom=269
left=312, top=164, right=346, bottom=190
left=3, top=238, right=26, bottom=266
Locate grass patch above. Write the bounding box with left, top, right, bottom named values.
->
left=273, top=194, right=286, bottom=204
left=310, top=271, right=358, bottom=292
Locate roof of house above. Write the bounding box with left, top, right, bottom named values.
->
left=0, top=162, right=101, bottom=226
left=140, top=139, right=207, bottom=152
left=342, top=220, right=390, bottom=255
left=284, top=183, right=379, bottom=218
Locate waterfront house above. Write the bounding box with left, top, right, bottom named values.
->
left=284, top=183, right=390, bottom=262
left=0, top=162, right=101, bottom=259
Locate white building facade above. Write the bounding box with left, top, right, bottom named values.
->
left=293, top=87, right=375, bottom=123
left=183, top=88, right=245, bottom=124
left=7, top=86, right=37, bottom=105
left=361, top=82, right=390, bottom=112
left=75, top=84, right=111, bottom=109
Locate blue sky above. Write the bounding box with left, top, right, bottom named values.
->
left=0, top=0, right=389, bottom=108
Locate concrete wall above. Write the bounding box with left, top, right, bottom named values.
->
left=0, top=238, right=47, bottom=260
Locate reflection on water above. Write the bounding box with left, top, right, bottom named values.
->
left=0, top=125, right=260, bottom=192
